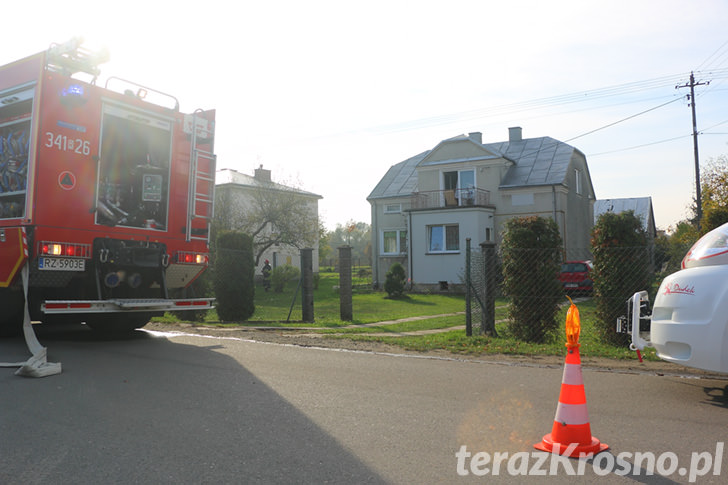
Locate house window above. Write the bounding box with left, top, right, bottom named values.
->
left=428, top=224, right=459, bottom=253
left=485, top=227, right=492, bottom=242
left=384, top=203, right=401, bottom=214
left=574, top=169, right=583, bottom=195
left=382, top=229, right=407, bottom=254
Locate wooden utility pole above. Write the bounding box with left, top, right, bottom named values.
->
left=677, top=72, right=710, bottom=230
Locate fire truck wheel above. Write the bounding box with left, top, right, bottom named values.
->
left=85, top=313, right=152, bottom=334
left=0, top=289, right=24, bottom=338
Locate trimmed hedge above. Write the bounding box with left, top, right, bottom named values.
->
left=501, top=216, right=563, bottom=343
left=214, top=231, right=255, bottom=321
left=591, top=210, right=651, bottom=345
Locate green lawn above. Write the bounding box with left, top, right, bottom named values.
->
left=155, top=272, right=654, bottom=361
left=168, top=272, right=465, bottom=326
left=347, top=299, right=657, bottom=361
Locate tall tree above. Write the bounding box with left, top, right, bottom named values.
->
left=215, top=181, right=322, bottom=265
left=699, top=155, right=728, bottom=233
left=323, top=221, right=371, bottom=264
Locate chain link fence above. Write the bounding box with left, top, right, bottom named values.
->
left=464, top=240, right=684, bottom=341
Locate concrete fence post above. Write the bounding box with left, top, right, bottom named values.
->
left=338, top=246, right=353, bottom=321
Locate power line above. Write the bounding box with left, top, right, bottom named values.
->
left=367, top=72, right=694, bottom=135
left=482, top=97, right=687, bottom=167
left=564, top=97, right=683, bottom=143
left=589, top=134, right=690, bottom=157
left=701, top=118, right=728, bottom=131
left=695, top=39, right=728, bottom=72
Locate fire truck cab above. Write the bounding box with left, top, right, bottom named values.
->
left=0, top=39, right=215, bottom=334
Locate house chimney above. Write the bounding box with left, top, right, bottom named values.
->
left=254, top=164, right=271, bottom=182
left=508, top=126, right=522, bottom=142
left=468, top=132, right=482, bottom=144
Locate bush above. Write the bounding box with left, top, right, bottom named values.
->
left=213, top=231, right=255, bottom=321
left=271, top=264, right=300, bottom=292
left=384, top=262, right=407, bottom=298
left=501, top=216, right=563, bottom=343
left=591, top=211, right=651, bottom=345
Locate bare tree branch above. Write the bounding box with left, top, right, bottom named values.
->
left=215, top=179, right=319, bottom=266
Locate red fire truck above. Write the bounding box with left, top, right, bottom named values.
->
left=0, top=40, right=215, bottom=334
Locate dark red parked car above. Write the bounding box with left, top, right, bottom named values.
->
left=559, top=260, right=594, bottom=294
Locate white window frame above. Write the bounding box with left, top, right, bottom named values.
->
left=384, top=203, right=402, bottom=214
left=427, top=224, right=459, bottom=253
left=442, top=169, right=476, bottom=206
left=381, top=229, right=407, bottom=255
left=575, top=168, right=583, bottom=195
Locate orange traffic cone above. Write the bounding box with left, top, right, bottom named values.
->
left=534, top=299, right=608, bottom=457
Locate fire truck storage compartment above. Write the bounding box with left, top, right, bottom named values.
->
left=0, top=86, right=34, bottom=219
left=96, top=104, right=172, bottom=230
left=94, top=237, right=167, bottom=299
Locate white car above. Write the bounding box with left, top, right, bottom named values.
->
left=619, top=222, right=728, bottom=373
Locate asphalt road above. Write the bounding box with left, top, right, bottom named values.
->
left=1, top=325, right=727, bottom=484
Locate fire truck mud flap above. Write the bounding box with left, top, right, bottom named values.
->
left=1, top=264, right=62, bottom=378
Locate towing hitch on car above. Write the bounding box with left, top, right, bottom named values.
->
left=615, top=222, right=728, bottom=374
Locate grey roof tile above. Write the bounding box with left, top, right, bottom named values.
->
left=369, top=135, right=579, bottom=199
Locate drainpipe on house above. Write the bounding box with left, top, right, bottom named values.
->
left=552, top=185, right=565, bottom=256
left=371, top=203, right=379, bottom=288
left=552, top=185, right=563, bottom=241
left=407, top=210, right=414, bottom=290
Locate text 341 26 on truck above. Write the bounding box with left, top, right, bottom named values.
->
left=0, top=39, right=216, bottom=335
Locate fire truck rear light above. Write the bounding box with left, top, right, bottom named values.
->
left=173, top=300, right=209, bottom=307
left=45, top=302, right=93, bottom=310
left=39, top=241, right=91, bottom=258
left=44, top=243, right=62, bottom=255
left=176, top=251, right=209, bottom=265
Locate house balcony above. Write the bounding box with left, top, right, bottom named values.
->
left=410, top=188, right=490, bottom=210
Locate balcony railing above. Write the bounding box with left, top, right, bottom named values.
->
left=410, top=188, right=490, bottom=210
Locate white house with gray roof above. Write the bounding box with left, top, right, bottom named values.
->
left=216, top=166, right=321, bottom=273
left=367, top=127, right=596, bottom=290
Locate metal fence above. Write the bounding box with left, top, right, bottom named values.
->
left=464, top=239, right=682, bottom=338
left=320, top=258, right=370, bottom=272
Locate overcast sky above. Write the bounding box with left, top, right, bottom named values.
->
left=5, top=1, right=728, bottom=231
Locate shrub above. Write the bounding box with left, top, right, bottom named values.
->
left=213, top=231, right=255, bottom=321
left=591, top=210, right=651, bottom=345
left=384, top=262, right=407, bottom=298
left=271, top=264, right=300, bottom=292
left=501, top=216, right=563, bottom=343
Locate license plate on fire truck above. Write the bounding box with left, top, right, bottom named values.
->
left=38, top=257, right=85, bottom=271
